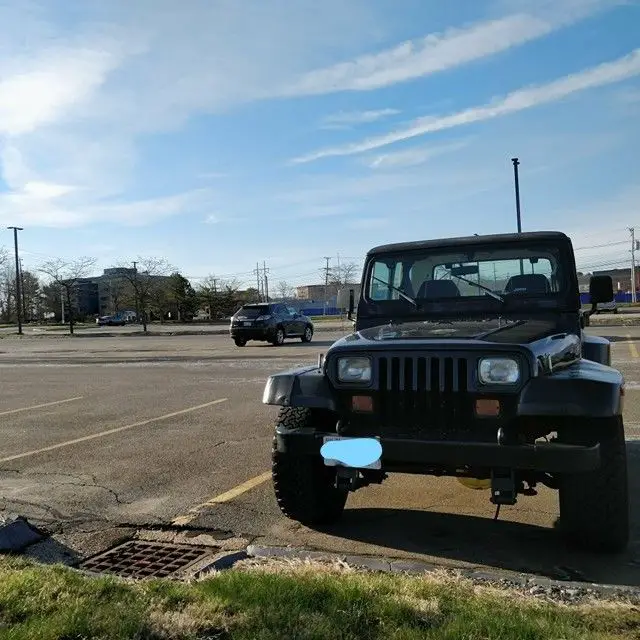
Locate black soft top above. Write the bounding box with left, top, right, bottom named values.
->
left=368, top=231, right=571, bottom=256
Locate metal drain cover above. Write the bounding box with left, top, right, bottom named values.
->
left=81, top=540, right=210, bottom=579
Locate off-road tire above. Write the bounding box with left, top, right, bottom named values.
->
left=558, top=417, right=629, bottom=553
left=234, top=337, right=247, bottom=347
left=301, top=325, right=313, bottom=343
left=272, top=407, right=347, bottom=525
left=272, top=327, right=285, bottom=346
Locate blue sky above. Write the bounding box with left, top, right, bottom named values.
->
left=0, top=0, right=639, bottom=288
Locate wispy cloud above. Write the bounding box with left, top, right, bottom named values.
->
left=292, top=48, right=640, bottom=163
left=281, top=0, right=616, bottom=97
left=365, top=139, right=469, bottom=169
left=285, top=14, right=550, bottom=95
left=320, top=108, right=400, bottom=129
left=0, top=182, right=216, bottom=229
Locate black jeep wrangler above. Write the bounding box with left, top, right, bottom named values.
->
left=263, top=231, right=629, bottom=552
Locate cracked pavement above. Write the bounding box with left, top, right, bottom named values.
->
left=1, top=329, right=640, bottom=586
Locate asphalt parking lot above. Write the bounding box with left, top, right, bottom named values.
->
left=1, top=326, right=640, bottom=586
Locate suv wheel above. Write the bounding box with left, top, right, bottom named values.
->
left=301, top=326, right=313, bottom=343
left=272, top=327, right=285, bottom=346
left=272, top=407, right=347, bottom=524
left=234, top=337, right=247, bottom=347
left=558, top=417, right=629, bottom=553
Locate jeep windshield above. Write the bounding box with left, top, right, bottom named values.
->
left=366, top=244, right=568, bottom=313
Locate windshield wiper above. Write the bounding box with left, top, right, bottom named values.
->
left=372, top=276, right=418, bottom=308
left=443, top=270, right=505, bottom=303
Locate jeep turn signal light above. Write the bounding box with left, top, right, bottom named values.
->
left=352, top=395, right=373, bottom=413
left=475, top=399, right=500, bottom=417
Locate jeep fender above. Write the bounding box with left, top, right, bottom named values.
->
left=518, top=359, right=623, bottom=418
left=263, top=365, right=337, bottom=411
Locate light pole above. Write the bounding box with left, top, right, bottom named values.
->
left=511, top=157, right=522, bottom=233
left=511, top=158, right=524, bottom=276
left=7, top=226, right=23, bottom=335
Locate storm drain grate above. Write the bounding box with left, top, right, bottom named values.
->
left=81, top=540, right=210, bottom=579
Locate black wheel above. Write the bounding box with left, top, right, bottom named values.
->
left=301, top=325, right=313, bottom=343
left=234, top=337, right=247, bottom=347
left=272, top=407, right=347, bottom=525
left=558, top=417, right=629, bottom=553
left=272, top=327, right=285, bottom=346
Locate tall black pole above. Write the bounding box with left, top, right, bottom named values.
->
left=7, top=226, right=23, bottom=335
left=511, top=157, right=522, bottom=233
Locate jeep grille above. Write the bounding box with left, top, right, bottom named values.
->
left=376, top=355, right=475, bottom=439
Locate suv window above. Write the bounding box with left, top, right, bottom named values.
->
left=237, top=304, right=270, bottom=318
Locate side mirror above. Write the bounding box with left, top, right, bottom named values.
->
left=588, top=275, right=614, bottom=316
left=347, top=289, right=355, bottom=321
left=589, top=275, right=614, bottom=304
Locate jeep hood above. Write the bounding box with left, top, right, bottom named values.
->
left=339, top=318, right=560, bottom=347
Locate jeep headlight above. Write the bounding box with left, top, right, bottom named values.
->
left=478, top=357, right=520, bottom=385
left=337, top=356, right=372, bottom=383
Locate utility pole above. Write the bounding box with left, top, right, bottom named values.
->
left=323, top=256, right=331, bottom=316
left=7, top=226, right=23, bottom=335
left=263, top=261, right=270, bottom=302
left=61, top=286, right=65, bottom=324
left=630, top=228, right=637, bottom=303
left=254, top=263, right=262, bottom=302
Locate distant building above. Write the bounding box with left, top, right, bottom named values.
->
left=296, top=283, right=339, bottom=301
left=66, top=268, right=173, bottom=319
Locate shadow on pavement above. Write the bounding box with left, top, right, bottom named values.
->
left=311, top=441, right=640, bottom=587
left=251, top=340, right=339, bottom=349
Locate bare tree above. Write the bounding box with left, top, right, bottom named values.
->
left=331, top=261, right=359, bottom=286
left=38, top=257, right=97, bottom=334
left=117, top=257, right=173, bottom=332
left=276, top=280, right=294, bottom=300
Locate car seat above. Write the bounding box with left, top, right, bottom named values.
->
left=416, top=279, right=461, bottom=298
left=504, top=273, right=551, bottom=294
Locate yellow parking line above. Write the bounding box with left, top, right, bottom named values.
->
left=627, top=334, right=639, bottom=358
left=0, top=396, right=83, bottom=417
left=0, top=398, right=228, bottom=464
left=172, top=470, right=271, bottom=526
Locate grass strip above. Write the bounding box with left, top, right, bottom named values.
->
left=0, top=556, right=638, bottom=639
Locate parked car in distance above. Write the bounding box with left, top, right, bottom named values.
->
left=230, top=302, right=314, bottom=347
left=96, top=314, right=126, bottom=326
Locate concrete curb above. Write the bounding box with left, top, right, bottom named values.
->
left=245, top=544, right=640, bottom=600
left=0, top=516, right=45, bottom=552
left=0, top=323, right=348, bottom=339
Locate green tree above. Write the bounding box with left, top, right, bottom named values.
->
left=170, top=272, right=198, bottom=322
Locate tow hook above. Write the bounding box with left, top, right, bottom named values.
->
left=490, top=468, right=517, bottom=506
left=334, top=468, right=387, bottom=491
left=335, top=467, right=359, bottom=491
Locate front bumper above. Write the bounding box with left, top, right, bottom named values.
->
left=274, top=426, right=600, bottom=473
